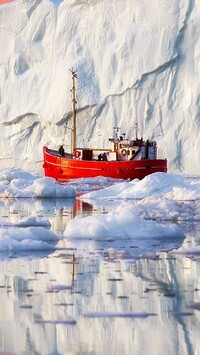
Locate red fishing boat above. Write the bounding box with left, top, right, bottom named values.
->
left=43, top=69, right=167, bottom=181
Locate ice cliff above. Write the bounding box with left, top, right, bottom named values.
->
left=0, top=0, right=200, bottom=174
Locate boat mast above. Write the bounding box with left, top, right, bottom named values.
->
left=70, top=68, right=77, bottom=153
left=135, top=122, right=138, bottom=139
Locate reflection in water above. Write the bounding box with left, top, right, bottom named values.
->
left=0, top=198, right=199, bottom=354
left=0, top=251, right=200, bottom=354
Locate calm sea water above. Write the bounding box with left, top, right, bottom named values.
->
left=0, top=178, right=200, bottom=355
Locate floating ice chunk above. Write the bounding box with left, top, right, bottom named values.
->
left=0, top=168, right=35, bottom=182
left=64, top=206, right=184, bottom=240
left=0, top=216, right=51, bottom=228
left=0, top=168, right=75, bottom=198
left=134, top=196, right=195, bottom=221
left=80, top=173, right=186, bottom=200
left=15, top=216, right=51, bottom=228
left=165, top=187, right=200, bottom=201
left=0, top=226, right=61, bottom=252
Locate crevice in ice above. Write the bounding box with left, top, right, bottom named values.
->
left=26, top=0, right=43, bottom=19
left=172, top=127, right=184, bottom=172
left=2, top=113, right=43, bottom=126
left=32, top=16, right=47, bottom=43
left=14, top=54, right=29, bottom=75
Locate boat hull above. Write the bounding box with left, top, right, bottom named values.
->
left=0, top=0, right=15, bottom=4
left=43, top=147, right=167, bottom=181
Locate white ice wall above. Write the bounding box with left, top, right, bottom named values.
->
left=1, top=0, right=200, bottom=174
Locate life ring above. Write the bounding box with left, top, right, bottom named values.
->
left=121, top=149, right=127, bottom=155
left=74, top=150, right=81, bottom=158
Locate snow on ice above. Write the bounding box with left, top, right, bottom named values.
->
left=79, top=172, right=199, bottom=201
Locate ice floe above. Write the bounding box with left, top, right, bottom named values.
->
left=0, top=217, right=61, bottom=252
left=80, top=173, right=200, bottom=201
left=0, top=168, right=75, bottom=198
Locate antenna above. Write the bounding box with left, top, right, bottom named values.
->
left=69, top=67, right=78, bottom=78
left=134, top=122, right=138, bottom=140
left=113, top=126, right=120, bottom=139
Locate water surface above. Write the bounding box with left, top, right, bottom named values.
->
left=0, top=186, right=199, bottom=354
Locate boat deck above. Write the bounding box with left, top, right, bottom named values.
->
left=47, top=148, right=73, bottom=159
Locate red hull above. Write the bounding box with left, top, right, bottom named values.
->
left=43, top=146, right=167, bottom=181
left=0, top=0, right=15, bottom=4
